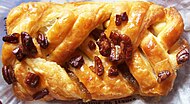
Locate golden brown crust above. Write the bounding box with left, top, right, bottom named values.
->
left=1, top=1, right=188, bottom=102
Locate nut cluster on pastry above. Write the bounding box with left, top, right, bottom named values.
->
left=1, top=1, right=189, bottom=102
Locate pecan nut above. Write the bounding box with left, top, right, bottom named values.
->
left=69, top=55, right=84, bottom=68
left=120, top=35, right=133, bottom=62
left=12, top=45, right=26, bottom=61
left=21, top=32, right=37, bottom=57
left=108, top=66, right=119, bottom=77
left=157, top=70, right=171, bottom=83
left=88, top=40, right=96, bottom=50
left=109, top=45, right=122, bottom=62
left=33, top=88, right=49, bottom=100
left=115, top=12, right=128, bottom=26
left=2, top=65, right=16, bottom=84
left=121, top=12, right=128, bottom=21
left=94, top=56, right=104, bottom=76
left=115, top=14, right=122, bottom=26
left=109, top=31, right=122, bottom=45
left=37, top=32, right=49, bottom=49
left=109, top=31, right=132, bottom=63
left=2, top=33, right=19, bottom=43
left=25, top=72, right=40, bottom=88
left=177, top=48, right=189, bottom=64
left=90, top=28, right=104, bottom=40
left=96, top=33, right=111, bottom=57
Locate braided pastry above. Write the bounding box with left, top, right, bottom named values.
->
left=1, top=1, right=189, bottom=102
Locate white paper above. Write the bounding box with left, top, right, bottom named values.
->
left=0, top=0, right=189, bottom=104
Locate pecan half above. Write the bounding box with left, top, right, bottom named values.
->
left=94, top=56, right=104, bottom=76
left=21, top=32, right=37, bottom=57
left=33, top=88, right=49, bottom=100
left=37, top=32, right=49, bottom=49
left=115, top=14, right=122, bottom=26
left=121, top=12, right=128, bottom=21
left=2, top=65, right=16, bottom=84
left=96, top=33, right=111, bottom=57
left=157, top=70, right=171, bottom=83
left=90, top=28, right=104, bottom=40
left=108, top=66, right=119, bottom=77
left=88, top=40, right=96, bottom=50
left=2, top=33, right=19, bottom=43
left=115, top=12, right=128, bottom=26
left=69, top=55, right=84, bottom=68
left=25, top=72, right=40, bottom=88
left=12, top=45, right=26, bottom=61
left=109, top=31, right=132, bottom=63
left=120, top=35, right=133, bottom=62
left=109, top=31, right=122, bottom=45
left=177, top=48, right=189, bottom=64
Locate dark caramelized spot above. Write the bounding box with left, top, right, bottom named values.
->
left=177, top=48, right=189, bottom=64
left=2, top=65, right=16, bottom=84
left=12, top=45, right=26, bottom=61
left=121, top=12, right=128, bottom=21
left=117, top=63, right=139, bottom=88
left=33, top=88, right=49, bottom=100
left=21, top=32, right=37, bottom=57
left=2, top=33, right=19, bottom=43
left=88, top=40, right=96, bottom=50
left=108, top=66, right=119, bottom=77
left=62, top=62, right=70, bottom=72
left=68, top=72, right=92, bottom=101
left=157, top=70, right=171, bottom=83
left=117, top=62, right=128, bottom=71
left=78, top=82, right=92, bottom=101
left=37, top=32, right=49, bottom=49
left=25, top=72, right=40, bottom=88
left=96, top=33, right=111, bottom=57
left=115, top=14, right=122, bottom=26
left=69, top=55, right=84, bottom=68
left=94, top=56, right=104, bottom=76
left=109, top=31, right=122, bottom=45
left=90, top=28, right=104, bottom=40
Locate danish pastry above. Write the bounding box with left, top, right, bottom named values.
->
left=1, top=1, right=189, bottom=102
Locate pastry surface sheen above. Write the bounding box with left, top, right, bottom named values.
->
left=1, top=1, right=189, bottom=102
